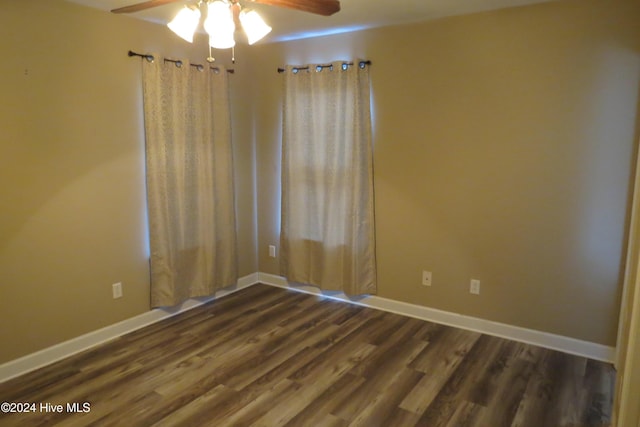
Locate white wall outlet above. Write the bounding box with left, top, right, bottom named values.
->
left=268, top=245, right=277, bottom=258
left=470, top=279, right=480, bottom=295
left=422, top=270, right=432, bottom=286
left=112, top=282, right=123, bottom=299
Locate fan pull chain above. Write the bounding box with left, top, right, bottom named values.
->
left=206, top=45, right=215, bottom=63
left=232, top=46, right=236, bottom=64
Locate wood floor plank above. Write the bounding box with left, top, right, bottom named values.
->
left=252, top=342, right=377, bottom=426
left=148, top=384, right=234, bottom=427
left=283, top=373, right=366, bottom=427
left=557, top=353, right=589, bottom=426
left=331, top=338, right=428, bottom=422
left=215, top=346, right=349, bottom=426
left=510, top=348, right=571, bottom=427
left=18, top=332, right=199, bottom=408
left=347, top=368, right=424, bottom=427
left=328, top=304, right=367, bottom=325
left=308, top=307, right=385, bottom=351
left=350, top=317, right=430, bottom=379
left=473, top=356, right=536, bottom=427
left=445, top=401, right=484, bottom=427
left=0, top=363, right=81, bottom=403
left=217, top=379, right=302, bottom=427
left=580, top=359, right=615, bottom=426
left=363, top=311, right=411, bottom=345
left=466, top=339, right=521, bottom=407
left=409, top=326, right=482, bottom=374
left=137, top=369, right=228, bottom=425
left=414, top=334, right=510, bottom=426
left=400, top=328, right=481, bottom=415
left=0, top=285, right=615, bottom=427
left=382, top=407, right=422, bottom=427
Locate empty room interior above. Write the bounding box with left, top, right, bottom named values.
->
left=1, top=0, right=640, bottom=425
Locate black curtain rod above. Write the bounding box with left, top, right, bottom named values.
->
left=128, top=51, right=234, bottom=74
left=128, top=50, right=154, bottom=62
left=277, top=60, right=371, bottom=74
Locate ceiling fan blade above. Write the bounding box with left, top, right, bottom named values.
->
left=111, top=0, right=182, bottom=14
left=248, top=0, right=340, bottom=16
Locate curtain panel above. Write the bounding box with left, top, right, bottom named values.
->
left=280, top=61, right=376, bottom=296
left=142, top=58, right=238, bottom=307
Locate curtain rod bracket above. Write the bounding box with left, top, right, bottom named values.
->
left=128, top=50, right=154, bottom=63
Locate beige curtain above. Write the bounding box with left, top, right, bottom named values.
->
left=142, top=58, right=237, bottom=307
left=280, top=61, right=376, bottom=296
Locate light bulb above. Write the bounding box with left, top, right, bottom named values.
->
left=167, top=6, right=201, bottom=43
left=239, top=9, right=271, bottom=45
left=205, top=1, right=236, bottom=49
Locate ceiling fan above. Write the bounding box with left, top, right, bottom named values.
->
left=112, top=0, right=340, bottom=60
left=111, top=0, right=340, bottom=17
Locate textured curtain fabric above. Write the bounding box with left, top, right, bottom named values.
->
left=142, top=58, right=238, bottom=307
left=280, top=61, right=376, bottom=296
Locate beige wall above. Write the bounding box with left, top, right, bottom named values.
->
left=0, top=0, right=256, bottom=363
left=252, top=0, right=640, bottom=346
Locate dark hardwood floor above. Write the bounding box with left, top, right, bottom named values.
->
left=0, top=284, right=614, bottom=426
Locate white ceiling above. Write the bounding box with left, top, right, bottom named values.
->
left=65, top=0, right=557, bottom=43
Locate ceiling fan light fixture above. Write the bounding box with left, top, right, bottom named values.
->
left=205, top=0, right=236, bottom=49
left=167, top=5, right=201, bottom=43
left=239, top=9, right=272, bottom=45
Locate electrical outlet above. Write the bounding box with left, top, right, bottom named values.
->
left=269, top=245, right=276, bottom=258
left=112, top=282, right=123, bottom=299
left=470, top=279, right=480, bottom=295
left=422, top=270, right=432, bottom=286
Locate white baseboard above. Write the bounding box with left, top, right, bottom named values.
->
left=0, top=271, right=615, bottom=383
left=257, top=272, right=616, bottom=363
left=0, top=273, right=261, bottom=383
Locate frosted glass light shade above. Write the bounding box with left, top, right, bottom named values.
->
left=167, top=6, right=201, bottom=43
left=205, top=1, right=236, bottom=49
left=239, top=9, right=271, bottom=45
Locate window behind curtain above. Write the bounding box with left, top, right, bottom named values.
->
left=142, top=58, right=238, bottom=307
left=280, top=61, right=376, bottom=296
